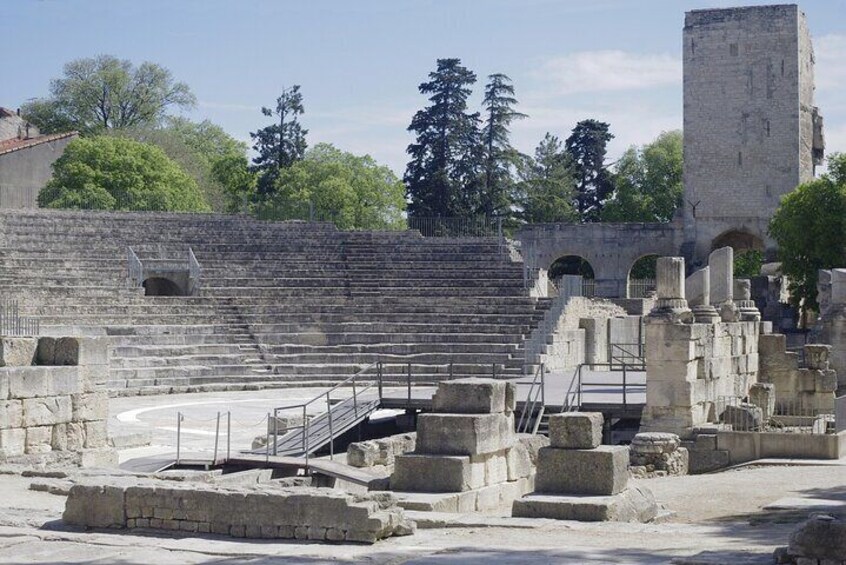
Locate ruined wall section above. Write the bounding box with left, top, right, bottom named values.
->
left=683, top=5, right=810, bottom=262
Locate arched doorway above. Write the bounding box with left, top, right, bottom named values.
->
left=549, top=255, right=595, bottom=297
left=627, top=255, right=658, bottom=298
left=711, top=230, right=764, bottom=253
left=143, top=277, right=185, bottom=296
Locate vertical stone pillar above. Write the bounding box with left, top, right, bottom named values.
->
left=709, top=247, right=738, bottom=322
left=816, top=269, right=846, bottom=389
left=686, top=267, right=719, bottom=323
left=649, top=257, right=692, bottom=322
left=734, top=279, right=761, bottom=322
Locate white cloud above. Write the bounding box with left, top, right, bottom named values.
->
left=530, top=50, right=681, bottom=96
left=815, top=34, right=846, bottom=92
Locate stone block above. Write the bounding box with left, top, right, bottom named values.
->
left=748, top=383, right=775, bottom=420
left=709, top=247, right=734, bottom=304
left=391, top=454, right=483, bottom=492
left=804, top=344, right=831, bottom=370
left=656, top=257, right=685, bottom=300
left=63, top=483, right=127, bottom=529
left=816, top=370, right=838, bottom=393
left=25, top=426, right=53, bottom=454
left=35, top=338, right=57, bottom=366
left=733, top=279, right=752, bottom=301
left=431, top=378, right=507, bottom=414
left=476, top=450, right=508, bottom=485
left=0, top=338, right=37, bottom=367
left=505, top=381, right=516, bottom=412
left=71, top=392, right=109, bottom=422
left=79, top=447, right=119, bottom=467
left=512, top=486, right=658, bottom=522
left=84, top=420, right=109, bottom=448
left=788, top=514, right=846, bottom=562
left=6, top=367, right=79, bottom=399
left=416, top=412, right=513, bottom=456
left=548, top=412, right=603, bottom=449
left=831, top=269, right=846, bottom=305
left=0, top=427, right=25, bottom=457
left=22, top=396, right=72, bottom=427
left=66, top=422, right=86, bottom=451
left=685, top=267, right=710, bottom=307
left=54, top=338, right=81, bottom=365
left=535, top=445, right=629, bottom=495
left=720, top=404, right=763, bottom=431
left=505, top=441, right=533, bottom=481
left=0, top=400, right=22, bottom=429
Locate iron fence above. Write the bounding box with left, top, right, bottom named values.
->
left=628, top=278, right=656, bottom=299
left=407, top=216, right=502, bottom=238
left=717, top=395, right=835, bottom=434
left=0, top=299, right=40, bottom=336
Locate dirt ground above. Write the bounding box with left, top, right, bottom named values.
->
left=0, top=461, right=842, bottom=564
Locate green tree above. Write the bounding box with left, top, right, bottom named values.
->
left=123, top=117, right=250, bottom=212
left=769, top=158, right=846, bottom=317
left=22, top=55, right=195, bottom=135
left=602, top=130, right=683, bottom=223
left=39, top=137, right=208, bottom=212
left=516, top=133, right=577, bottom=224
left=259, top=143, right=405, bottom=230
left=212, top=154, right=256, bottom=213
left=566, top=119, right=614, bottom=222
left=251, top=86, right=308, bottom=197
left=734, top=250, right=764, bottom=278
left=480, top=73, right=526, bottom=218
left=405, top=58, right=482, bottom=218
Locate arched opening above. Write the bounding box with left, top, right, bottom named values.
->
left=549, top=255, right=595, bottom=297
left=711, top=230, right=765, bottom=253
left=627, top=255, right=658, bottom=298
left=143, top=277, right=185, bottom=297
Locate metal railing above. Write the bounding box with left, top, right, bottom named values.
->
left=717, top=395, right=836, bottom=434
left=561, top=362, right=647, bottom=411
left=269, top=362, right=380, bottom=464
left=175, top=411, right=232, bottom=466
left=609, top=343, right=646, bottom=371
left=628, top=278, right=656, bottom=299
left=581, top=279, right=596, bottom=298
left=126, top=246, right=142, bottom=288
left=407, top=216, right=502, bottom=238
left=517, top=363, right=546, bottom=434
left=188, top=246, right=202, bottom=293
left=0, top=299, right=40, bottom=336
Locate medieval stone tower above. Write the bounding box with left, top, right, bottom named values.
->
left=682, top=4, right=824, bottom=265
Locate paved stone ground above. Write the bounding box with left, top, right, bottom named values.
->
left=0, top=393, right=840, bottom=563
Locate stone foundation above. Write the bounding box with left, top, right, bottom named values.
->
left=63, top=478, right=415, bottom=544
left=629, top=433, right=688, bottom=478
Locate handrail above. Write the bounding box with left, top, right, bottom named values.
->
left=517, top=363, right=545, bottom=434
left=126, top=246, right=143, bottom=288
left=561, top=362, right=647, bottom=412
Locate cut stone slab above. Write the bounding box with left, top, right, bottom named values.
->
left=535, top=445, right=629, bottom=496
left=548, top=412, right=603, bottom=449
left=431, top=378, right=507, bottom=414
left=0, top=338, right=37, bottom=368
left=391, top=454, right=483, bottom=492
left=512, top=486, right=658, bottom=522
left=416, top=413, right=514, bottom=456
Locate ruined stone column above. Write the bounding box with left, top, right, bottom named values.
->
left=648, top=257, right=692, bottom=323
left=686, top=267, right=719, bottom=323
left=733, top=279, right=761, bottom=322
left=709, top=247, right=738, bottom=322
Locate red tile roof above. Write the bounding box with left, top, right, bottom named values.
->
left=0, top=132, right=78, bottom=156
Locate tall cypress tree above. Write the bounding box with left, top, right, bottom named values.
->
left=565, top=119, right=614, bottom=222
left=405, top=58, right=481, bottom=217
left=251, top=85, right=307, bottom=197
left=480, top=73, right=526, bottom=218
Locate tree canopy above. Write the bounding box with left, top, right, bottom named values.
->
left=405, top=58, right=482, bottom=218
left=516, top=133, right=577, bottom=224
left=602, top=130, right=683, bottom=223
left=769, top=153, right=846, bottom=315
left=566, top=119, right=614, bottom=222
left=22, top=55, right=195, bottom=135
left=258, top=143, right=405, bottom=230
left=39, top=136, right=209, bottom=212
left=251, top=86, right=308, bottom=197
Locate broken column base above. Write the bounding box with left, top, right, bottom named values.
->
left=512, top=486, right=659, bottom=523
left=391, top=475, right=534, bottom=514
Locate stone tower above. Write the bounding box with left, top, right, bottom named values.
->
left=682, top=4, right=824, bottom=265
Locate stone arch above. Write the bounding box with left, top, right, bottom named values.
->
left=143, top=277, right=186, bottom=296
left=548, top=255, right=595, bottom=297
left=627, top=254, right=659, bottom=298
left=711, top=229, right=765, bottom=253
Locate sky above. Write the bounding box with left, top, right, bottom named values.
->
left=1, top=0, right=844, bottom=175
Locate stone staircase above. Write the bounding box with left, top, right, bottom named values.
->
left=0, top=209, right=550, bottom=395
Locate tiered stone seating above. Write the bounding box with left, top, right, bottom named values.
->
left=0, top=209, right=549, bottom=395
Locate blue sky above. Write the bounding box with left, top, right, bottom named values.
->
left=2, top=0, right=844, bottom=175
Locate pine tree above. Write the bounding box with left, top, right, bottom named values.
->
left=517, top=133, right=577, bottom=224
left=565, top=119, right=614, bottom=222
left=251, top=85, right=308, bottom=197
left=404, top=59, right=481, bottom=218
left=480, top=74, right=527, bottom=218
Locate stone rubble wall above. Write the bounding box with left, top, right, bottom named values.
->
left=63, top=478, right=415, bottom=544
left=759, top=335, right=837, bottom=411
left=629, top=433, right=689, bottom=478
left=0, top=336, right=112, bottom=463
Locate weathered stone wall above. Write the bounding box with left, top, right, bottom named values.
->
left=0, top=135, right=76, bottom=209
left=640, top=320, right=760, bottom=436
left=682, top=5, right=819, bottom=263
left=0, top=112, right=38, bottom=142
left=63, top=478, right=414, bottom=543
left=0, top=336, right=112, bottom=462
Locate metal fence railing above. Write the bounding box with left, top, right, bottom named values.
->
left=0, top=299, right=40, bottom=336
left=407, top=216, right=502, bottom=238
left=581, top=278, right=596, bottom=298
left=126, top=246, right=143, bottom=288
left=717, top=395, right=835, bottom=434
left=628, top=278, right=656, bottom=299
